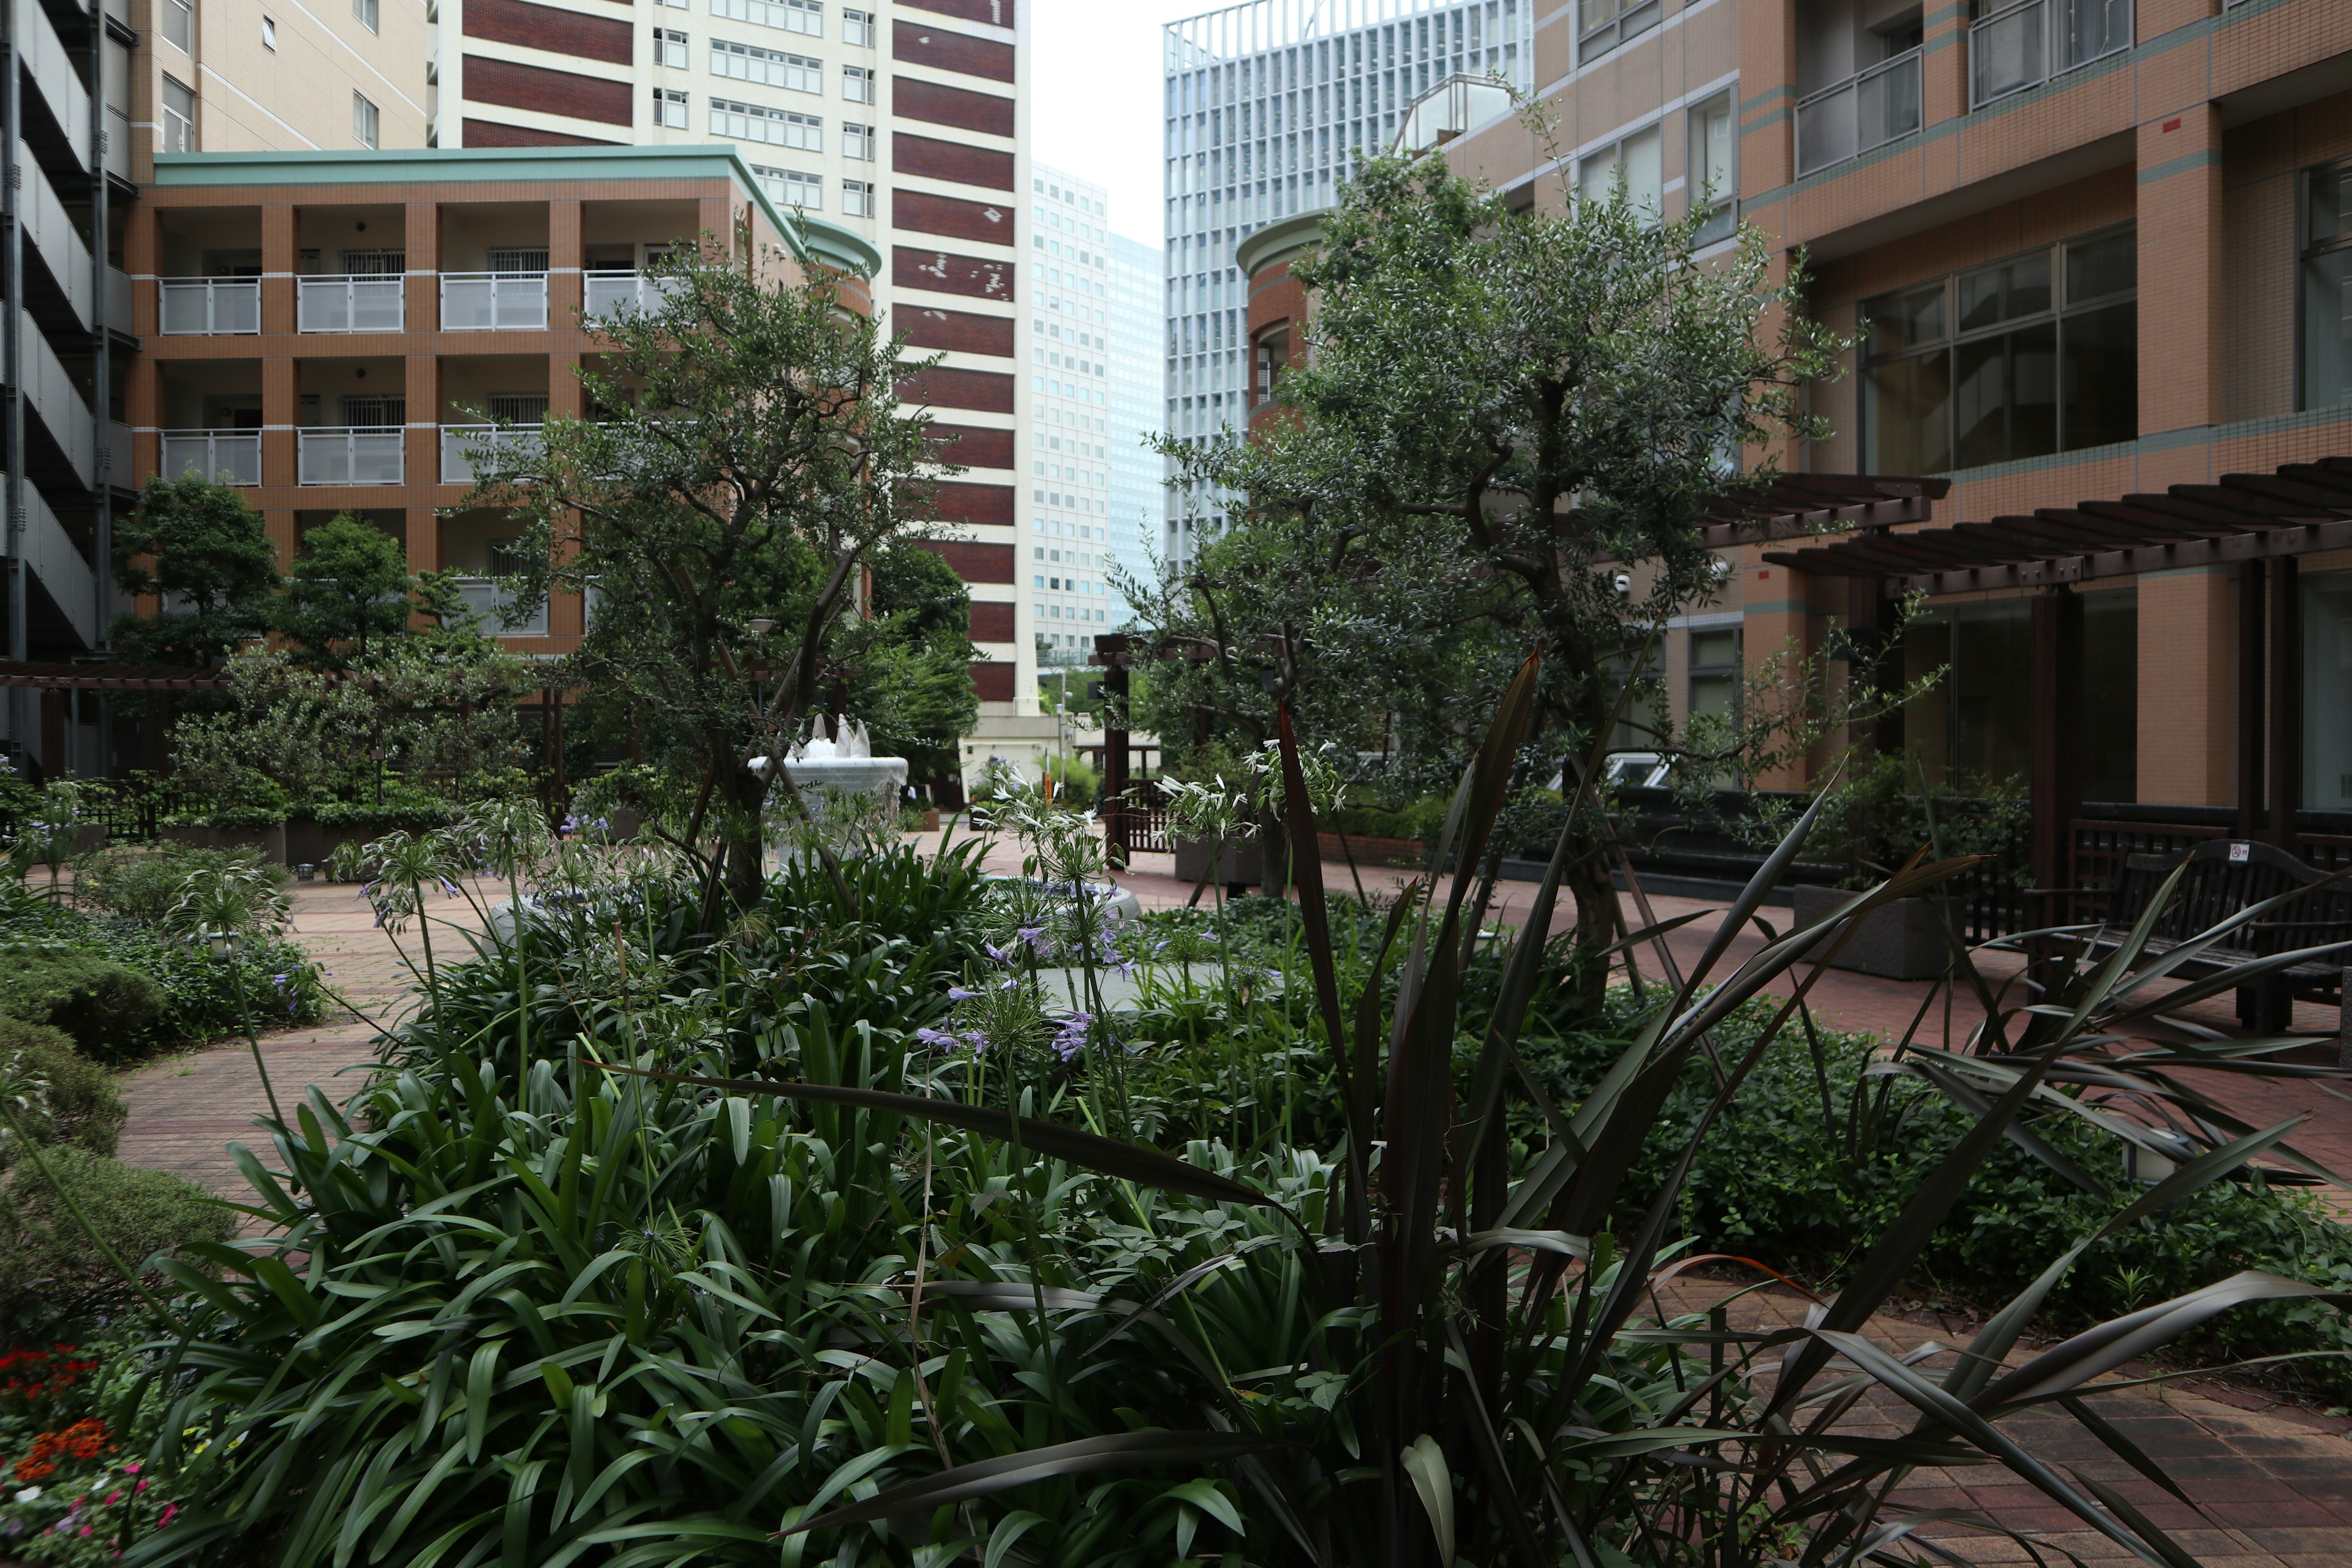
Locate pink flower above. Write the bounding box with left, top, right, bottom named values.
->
left=123, top=1463, right=140, bottom=1475
left=157, top=1504, right=178, bottom=1527
left=135, top=1480, right=149, bottom=1491
left=80, top=1526, right=92, bottom=1536
left=105, top=1491, right=122, bottom=1504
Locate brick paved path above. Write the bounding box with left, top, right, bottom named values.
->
left=112, top=878, right=479, bottom=1195
left=108, top=839, right=2352, bottom=1560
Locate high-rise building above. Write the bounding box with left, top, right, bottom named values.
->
left=4, top=0, right=433, bottom=774
left=1159, top=0, right=1532, bottom=566
left=1022, top=164, right=1113, bottom=668
left=432, top=0, right=1038, bottom=726
left=1103, top=230, right=1165, bottom=612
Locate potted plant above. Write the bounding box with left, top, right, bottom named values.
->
left=1781, top=749, right=2028, bottom=981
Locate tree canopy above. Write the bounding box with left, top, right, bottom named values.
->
left=110, top=475, right=281, bottom=666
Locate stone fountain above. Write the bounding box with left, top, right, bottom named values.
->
left=748, top=718, right=909, bottom=865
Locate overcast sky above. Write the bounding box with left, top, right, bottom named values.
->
left=1029, top=0, right=1212, bottom=250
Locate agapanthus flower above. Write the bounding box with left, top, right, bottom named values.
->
left=1049, top=1012, right=1092, bottom=1063
left=947, top=987, right=978, bottom=1001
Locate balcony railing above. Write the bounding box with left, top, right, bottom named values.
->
left=1971, top=0, right=2132, bottom=109
left=161, top=429, right=262, bottom=486
left=583, top=271, right=685, bottom=319
left=440, top=424, right=544, bottom=483
left=160, top=277, right=260, bottom=334
left=454, top=579, right=550, bottom=636
left=1794, top=48, right=1921, bottom=176
left=298, top=274, right=405, bottom=333
left=298, top=426, right=406, bottom=485
left=441, top=272, right=549, bottom=331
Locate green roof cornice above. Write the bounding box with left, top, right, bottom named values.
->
left=153, top=146, right=883, bottom=278
left=1235, top=208, right=1330, bottom=280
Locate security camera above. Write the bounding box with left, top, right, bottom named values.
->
left=1611, top=572, right=1632, bottom=597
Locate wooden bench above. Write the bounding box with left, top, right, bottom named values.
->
left=2081, top=839, right=2352, bottom=1034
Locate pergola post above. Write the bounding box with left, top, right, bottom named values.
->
left=2268, top=557, right=2302, bottom=852
left=2029, top=586, right=2084, bottom=897
left=2238, top=562, right=2266, bottom=840
left=1092, top=634, right=1132, bottom=867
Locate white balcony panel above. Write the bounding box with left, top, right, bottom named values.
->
left=299, top=427, right=406, bottom=486
left=160, top=277, right=261, bottom=334
left=298, top=275, right=405, bottom=333
left=439, top=424, right=542, bottom=483
left=19, top=142, right=91, bottom=331
left=21, top=309, right=93, bottom=484
left=6, top=475, right=99, bottom=648
left=105, top=107, right=129, bottom=180
left=584, top=272, right=685, bottom=320
left=441, top=273, right=548, bottom=331
left=162, top=430, right=263, bottom=487
left=17, top=0, right=93, bottom=172
left=455, top=579, right=549, bottom=636
left=1971, top=0, right=2130, bottom=108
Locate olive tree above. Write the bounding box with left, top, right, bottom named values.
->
left=1161, top=147, right=1844, bottom=1003
left=474, top=229, right=946, bottom=906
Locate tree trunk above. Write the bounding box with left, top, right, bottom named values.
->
left=722, top=765, right=769, bottom=911
left=1563, top=837, right=1616, bottom=1019
left=1255, top=806, right=1292, bottom=897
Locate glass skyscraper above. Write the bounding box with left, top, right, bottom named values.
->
left=1161, top=0, right=1531, bottom=564
left=1106, top=232, right=1168, bottom=618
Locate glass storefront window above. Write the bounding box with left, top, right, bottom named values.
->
left=2302, top=572, right=2352, bottom=811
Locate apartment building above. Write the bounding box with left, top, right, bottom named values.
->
left=1224, top=0, right=2352, bottom=895
left=2, top=0, right=426, bottom=774
left=436, top=0, right=1036, bottom=721
left=1160, top=0, right=1534, bottom=568
left=1104, top=228, right=1166, bottom=612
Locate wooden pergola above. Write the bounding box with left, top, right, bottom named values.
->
left=1768, top=455, right=2352, bottom=892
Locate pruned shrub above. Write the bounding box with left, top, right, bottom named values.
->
left=0, top=1018, right=124, bottom=1163
left=0, top=951, right=166, bottom=1062
left=0, top=1148, right=232, bottom=1340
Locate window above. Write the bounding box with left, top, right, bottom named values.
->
left=1253, top=325, right=1289, bottom=402
left=843, top=121, right=874, bottom=159
left=262, top=15, right=276, bottom=48
left=1861, top=225, right=2137, bottom=474
left=1687, top=94, right=1736, bottom=245
left=654, top=28, right=688, bottom=68
left=842, top=178, right=875, bottom=217
left=712, top=40, right=823, bottom=94
left=488, top=247, right=548, bottom=274
left=709, top=0, right=820, bottom=37
left=488, top=393, right=549, bottom=424
left=710, top=99, right=821, bottom=150
left=160, top=75, right=197, bottom=153
left=164, top=0, right=192, bottom=52
left=843, top=7, right=872, bottom=45
left=1579, top=0, right=1659, bottom=60
left=353, top=92, right=379, bottom=146
left=654, top=88, right=688, bottom=129
left=1687, top=627, right=1741, bottom=731
left=752, top=165, right=822, bottom=210
left=1578, top=124, right=1662, bottom=218
left=2304, top=161, right=2352, bottom=411
left=353, top=0, right=376, bottom=31
left=843, top=64, right=875, bottom=103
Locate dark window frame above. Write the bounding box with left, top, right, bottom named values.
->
left=1860, top=222, right=2137, bottom=475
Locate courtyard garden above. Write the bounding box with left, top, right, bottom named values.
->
left=4, top=155, right=2352, bottom=1568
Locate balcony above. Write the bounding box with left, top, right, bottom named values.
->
left=441, top=272, right=549, bottom=331
left=161, top=429, right=262, bottom=487
left=298, top=275, right=404, bottom=333
left=1971, top=0, right=2132, bottom=109
left=440, top=424, right=543, bottom=483
left=453, top=579, right=549, bottom=636
left=1795, top=48, right=1921, bottom=176
left=160, top=277, right=261, bottom=335
left=583, top=271, right=684, bottom=319
left=299, top=427, right=406, bottom=485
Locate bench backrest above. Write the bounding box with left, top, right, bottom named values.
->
left=2107, top=839, right=2352, bottom=955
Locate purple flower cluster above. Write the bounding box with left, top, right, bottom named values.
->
left=1049, top=1012, right=1091, bottom=1063
left=916, top=1027, right=991, bottom=1054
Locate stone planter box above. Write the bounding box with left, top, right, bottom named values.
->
left=285, top=819, right=398, bottom=868
left=1791, top=884, right=1959, bottom=981
left=162, top=822, right=289, bottom=863
left=1173, top=834, right=1262, bottom=888
left=1319, top=831, right=1427, bottom=867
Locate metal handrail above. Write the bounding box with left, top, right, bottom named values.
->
left=298, top=273, right=405, bottom=333
left=583, top=271, right=685, bottom=319
left=298, top=426, right=406, bottom=485
left=440, top=271, right=549, bottom=331
left=1794, top=47, right=1922, bottom=175
left=159, top=277, right=260, bottom=334
left=160, top=428, right=262, bottom=486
